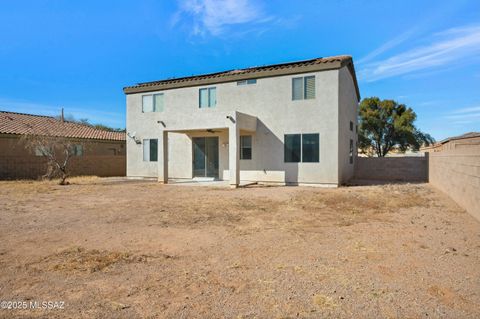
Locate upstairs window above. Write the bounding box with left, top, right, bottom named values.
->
left=284, top=133, right=319, bottom=163
left=292, top=76, right=315, bottom=100
left=350, top=121, right=354, bottom=131
left=199, top=87, right=216, bottom=108
left=154, top=94, right=164, bottom=112
left=143, top=139, right=158, bottom=162
left=237, top=79, right=257, bottom=86
left=142, top=94, right=164, bottom=112
left=240, top=136, right=252, bottom=160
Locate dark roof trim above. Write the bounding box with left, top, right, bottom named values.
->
left=440, top=132, right=480, bottom=144
left=123, top=55, right=361, bottom=100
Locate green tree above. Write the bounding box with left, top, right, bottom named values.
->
left=358, top=97, right=434, bottom=157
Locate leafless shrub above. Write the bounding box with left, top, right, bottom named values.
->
left=20, top=122, right=84, bottom=185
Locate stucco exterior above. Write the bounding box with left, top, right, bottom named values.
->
left=125, top=57, right=359, bottom=187
left=338, top=66, right=359, bottom=183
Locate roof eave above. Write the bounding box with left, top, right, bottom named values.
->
left=342, top=60, right=361, bottom=102
left=123, top=60, right=347, bottom=95
left=0, top=132, right=125, bottom=142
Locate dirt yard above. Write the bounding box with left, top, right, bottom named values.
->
left=0, top=178, right=479, bottom=318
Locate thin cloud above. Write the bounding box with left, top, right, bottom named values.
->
left=359, top=24, right=480, bottom=82
left=452, top=120, right=474, bottom=125
left=451, top=105, right=480, bottom=114
left=446, top=112, right=480, bottom=120
left=173, top=0, right=271, bottom=36
left=418, top=100, right=440, bottom=106
left=357, top=28, right=418, bottom=64
left=444, top=105, right=480, bottom=123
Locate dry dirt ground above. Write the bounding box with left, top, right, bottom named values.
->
left=0, top=178, right=479, bottom=318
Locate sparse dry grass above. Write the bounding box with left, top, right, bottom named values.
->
left=0, top=179, right=479, bottom=318
left=42, top=247, right=135, bottom=273
left=0, top=176, right=101, bottom=195
left=313, top=294, right=337, bottom=309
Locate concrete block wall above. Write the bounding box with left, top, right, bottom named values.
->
left=354, top=156, right=428, bottom=182
left=429, top=147, right=480, bottom=221
left=0, top=155, right=126, bottom=179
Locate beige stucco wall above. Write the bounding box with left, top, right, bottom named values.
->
left=126, top=66, right=358, bottom=185
left=429, top=146, right=480, bottom=221
left=338, top=67, right=359, bottom=184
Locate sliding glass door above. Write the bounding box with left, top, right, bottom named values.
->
left=193, top=137, right=219, bottom=178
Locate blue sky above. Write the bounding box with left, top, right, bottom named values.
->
left=0, top=0, right=479, bottom=139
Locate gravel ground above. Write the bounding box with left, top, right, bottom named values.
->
left=0, top=178, right=479, bottom=318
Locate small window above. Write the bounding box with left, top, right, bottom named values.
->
left=34, top=146, right=50, bottom=156
left=349, top=139, right=354, bottom=164
left=237, top=79, right=257, bottom=86
left=208, top=87, right=216, bottom=107
left=72, top=145, right=83, bottom=156
left=284, top=133, right=320, bottom=163
left=292, top=78, right=303, bottom=101
left=292, top=76, right=315, bottom=100
left=304, top=76, right=315, bottom=99
left=199, top=87, right=216, bottom=108
left=154, top=94, right=164, bottom=112
left=284, top=134, right=301, bottom=162
left=142, top=94, right=163, bottom=112
left=240, top=136, right=252, bottom=160
left=143, top=139, right=149, bottom=161
left=143, top=139, right=158, bottom=162
left=350, top=121, right=353, bottom=131
left=302, top=134, right=319, bottom=162
left=142, top=95, right=153, bottom=112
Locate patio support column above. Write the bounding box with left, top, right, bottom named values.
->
left=228, top=117, right=240, bottom=188
left=158, top=130, right=168, bottom=184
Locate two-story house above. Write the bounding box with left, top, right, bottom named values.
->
left=123, top=55, right=360, bottom=187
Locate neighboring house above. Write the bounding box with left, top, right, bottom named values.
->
left=0, top=111, right=126, bottom=179
left=422, top=132, right=480, bottom=153
left=124, top=55, right=360, bottom=187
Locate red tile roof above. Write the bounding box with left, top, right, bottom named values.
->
left=0, top=111, right=125, bottom=141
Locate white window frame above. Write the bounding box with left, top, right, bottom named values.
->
left=142, top=94, right=164, bottom=112
left=199, top=87, right=216, bottom=108
left=240, top=135, right=252, bottom=160
left=237, top=79, right=257, bottom=86
left=284, top=133, right=320, bottom=163
left=72, top=144, right=83, bottom=156
left=143, top=139, right=158, bottom=162
left=292, top=75, right=315, bottom=101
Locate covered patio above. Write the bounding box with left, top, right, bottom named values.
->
left=156, top=111, right=257, bottom=188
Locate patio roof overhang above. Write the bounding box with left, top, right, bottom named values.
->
left=158, top=111, right=257, bottom=133
left=156, top=111, right=256, bottom=188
